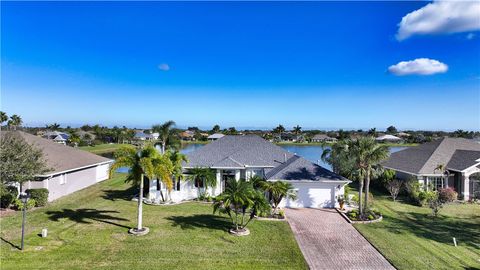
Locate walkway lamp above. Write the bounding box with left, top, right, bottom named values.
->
left=20, top=193, right=30, bottom=250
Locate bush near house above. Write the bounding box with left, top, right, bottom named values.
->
left=13, top=198, right=36, bottom=210
left=0, top=186, right=18, bottom=208
left=26, top=188, right=49, bottom=207
left=438, top=187, right=457, bottom=203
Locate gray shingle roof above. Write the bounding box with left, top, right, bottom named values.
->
left=447, top=150, right=480, bottom=171
left=5, top=131, right=112, bottom=176
left=185, top=135, right=347, bottom=182
left=383, top=137, right=480, bottom=174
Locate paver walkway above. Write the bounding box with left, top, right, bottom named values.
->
left=285, top=208, right=395, bottom=270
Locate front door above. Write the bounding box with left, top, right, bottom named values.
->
left=221, top=170, right=236, bottom=192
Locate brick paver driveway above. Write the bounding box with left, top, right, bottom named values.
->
left=286, top=208, right=395, bottom=270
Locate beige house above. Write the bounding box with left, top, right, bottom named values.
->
left=15, top=131, right=113, bottom=201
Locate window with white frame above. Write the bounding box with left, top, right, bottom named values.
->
left=426, top=176, right=443, bottom=190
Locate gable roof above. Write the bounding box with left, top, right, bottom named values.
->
left=185, top=135, right=348, bottom=182
left=5, top=131, right=112, bottom=176
left=447, top=150, right=480, bottom=171
left=207, top=133, right=225, bottom=139
left=383, top=137, right=480, bottom=175
left=376, top=134, right=401, bottom=141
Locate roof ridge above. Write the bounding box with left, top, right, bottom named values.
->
left=418, top=137, right=446, bottom=174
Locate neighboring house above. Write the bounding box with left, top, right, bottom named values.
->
left=13, top=131, right=113, bottom=201
left=311, top=134, right=338, bottom=143
left=43, top=131, right=70, bottom=145
left=375, top=134, right=402, bottom=143
left=397, top=132, right=410, bottom=138
left=383, top=137, right=480, bottom=200
left=207, top=133, right=225, bottom=141
left=148, top=135, right=350, bottom=208
left=134, top=131, right=159, bottom=141
left=179, top=130, right=195, bottom=141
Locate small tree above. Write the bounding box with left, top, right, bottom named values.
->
left=259, top=181, right=297, bottom=214
left=187, top=167, right=217, bottom=196
left=427, top=191, right=442, bottom=217
left=0, top=132, right=51, bottom=192
left=386, top=179, right=402, bottom=202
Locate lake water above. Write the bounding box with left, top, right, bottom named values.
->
left=180, top=143, right=408, bottom=171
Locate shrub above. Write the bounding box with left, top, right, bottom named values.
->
left=13, top=198, right=36, bottom=211
left=26, top=188, right=49, bottom=207
left=278, top=209, right=285, bottom=218
left=438, top=187, right=457, bottom=203
left=0, top=186, right=18, bottom=208
left=6, top=186, right=18, bottom=199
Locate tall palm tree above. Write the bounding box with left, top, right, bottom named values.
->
left=293, top=125, right=302, bottom=135
left=321, top=140, right=355, bottom=177
left=152, top=120, right=177, bottom=154
left=259, top=181, right=297, bottom=214
left=0, top=111, right=8, bottom=129
left=8, top=114, right=22, bottom=130
left=187, top=167, right=217, bottom=196
left=349, top=137, right=389, bottom=216
left=110, top=144, right=173, bottom=230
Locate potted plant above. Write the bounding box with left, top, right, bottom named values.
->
left=338, top=196, right=345, bottom=210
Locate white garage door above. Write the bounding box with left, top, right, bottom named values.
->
left=284, top=182, right=336, bottom=208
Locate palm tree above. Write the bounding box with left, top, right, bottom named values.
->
left=187, top=167, right=217, bottom=196
left=273, top=124, right=285, bottom=134
left=293, top=125, right=302, bottom=135
left=0, top=111, right=8, bottom=129
left=167, top=150, right=188, bottom=196
left=259, top=181, right=297, bottom=214
left=46, top=123, right=61, bottom=130
left=152, top=120, right=177, bottom=154
left=8, top=114, right=22, bottom=130
left=213, top=179, right=270, bottom=233
left=321, top=140, right=355, bottom=177
left=69, top=132, right=81, bottom=147
left=212, top=125, right=221, bottom=133
left=349, top=137, right=389, bottom=216
left=434, top=164, right=449, bottom=190
left=110, top=144, right=173, bottom=231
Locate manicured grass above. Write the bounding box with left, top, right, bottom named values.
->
left=0, top=174, right=307, bottom=270
left=354, top=194, right=480, bottom=270
left=79, top=143, right=129, bottom=155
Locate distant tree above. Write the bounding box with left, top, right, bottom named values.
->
left=152, top=120, right=178, bottom=154
left=80, top=125, right=92, bottom=131
left=0, top=132, right=51, bottom=192
left=338, top=129, right=349, bottom=140
left=367, top=128, right=377, bottom=137
left=8, top=114, right=22, bottom=130
left=386, top=126, right=397, bottom=134
left=293, top=125, right=302, bottom=135
left=68, top=132, right=81, bottom=147
left=273, top=124, right=285, bottom=134
left=46, top=123, right=61, bottom=130
left=226, top=127, right=237, bottom=135
left=0, top=111, right=8, bottom=128
left=452, top=129, right=473, bottom=139
left=212, top=124, right=221, bottom=133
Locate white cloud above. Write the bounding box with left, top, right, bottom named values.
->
left=388, top=58, right=448, bottom=76
left=158, top=63, right=170, bottom=71
left=396, top=1, right=480, bottom=41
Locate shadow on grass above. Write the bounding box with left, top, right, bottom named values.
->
left=46, top=208, right=130, bottom=229
left=166, top=214, right=231, bottom=231
left=382, top=211, right=480, bottom=249
left=102, top=185, right=137, bottom=201
left=1, top=237, right=20, bottom=250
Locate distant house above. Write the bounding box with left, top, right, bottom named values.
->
left=207, top=133, right=225, bottom=141
left=10, top=131, right=113, bottom=201
left=179, top=130, right=195, bottom=141
left=311, top=134, right=337, bottom=143
left=147, top=135, right=350, bottom=208
left=134, top=131, right=159, bottom=141
left=383, top=137, right=480, bottom=200
left=375, top=134, right=402, bottom=143
left=277, top=132, right=304, bottom=142
left=43, top=131, right=70, bottom=145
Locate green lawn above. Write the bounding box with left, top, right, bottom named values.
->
left=79, top=143, right=129, bottom=155
left=354, top=194, right=480, bottom=270
left=0, top=174, right=307, bottom=270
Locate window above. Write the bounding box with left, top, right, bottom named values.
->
left=194, top=178, right=204, bottom=188
left=426, top=177, right=444, bottom=190
left=176, top=178, right=181, bottom=191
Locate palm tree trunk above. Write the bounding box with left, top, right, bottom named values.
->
left=364, top=170, right=370, bottom=213
left=358, top=178, right=364, bottom=217
left=137, top=174, right=144, bottom=230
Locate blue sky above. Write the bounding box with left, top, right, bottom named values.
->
left=1, top=1, right=479, bottom=131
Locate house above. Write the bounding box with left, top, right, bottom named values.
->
left=134, top=131, right=159, bottom=141
left=383, top=137, right=480, bottom=200
left=311, top=134, right=338, bottom=143
left=9, top=131, right=113, bottom=201
left=43, top=131, right=70, bottom=145
left=278, top=132, right=304, bottom=142
left=148, top=135, right=350, bottom=208
left=179, top=130, right=195, bottom=141
left=375, top=134, right=402, bottom=143
left=207, top=133, right=225, bottom=141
